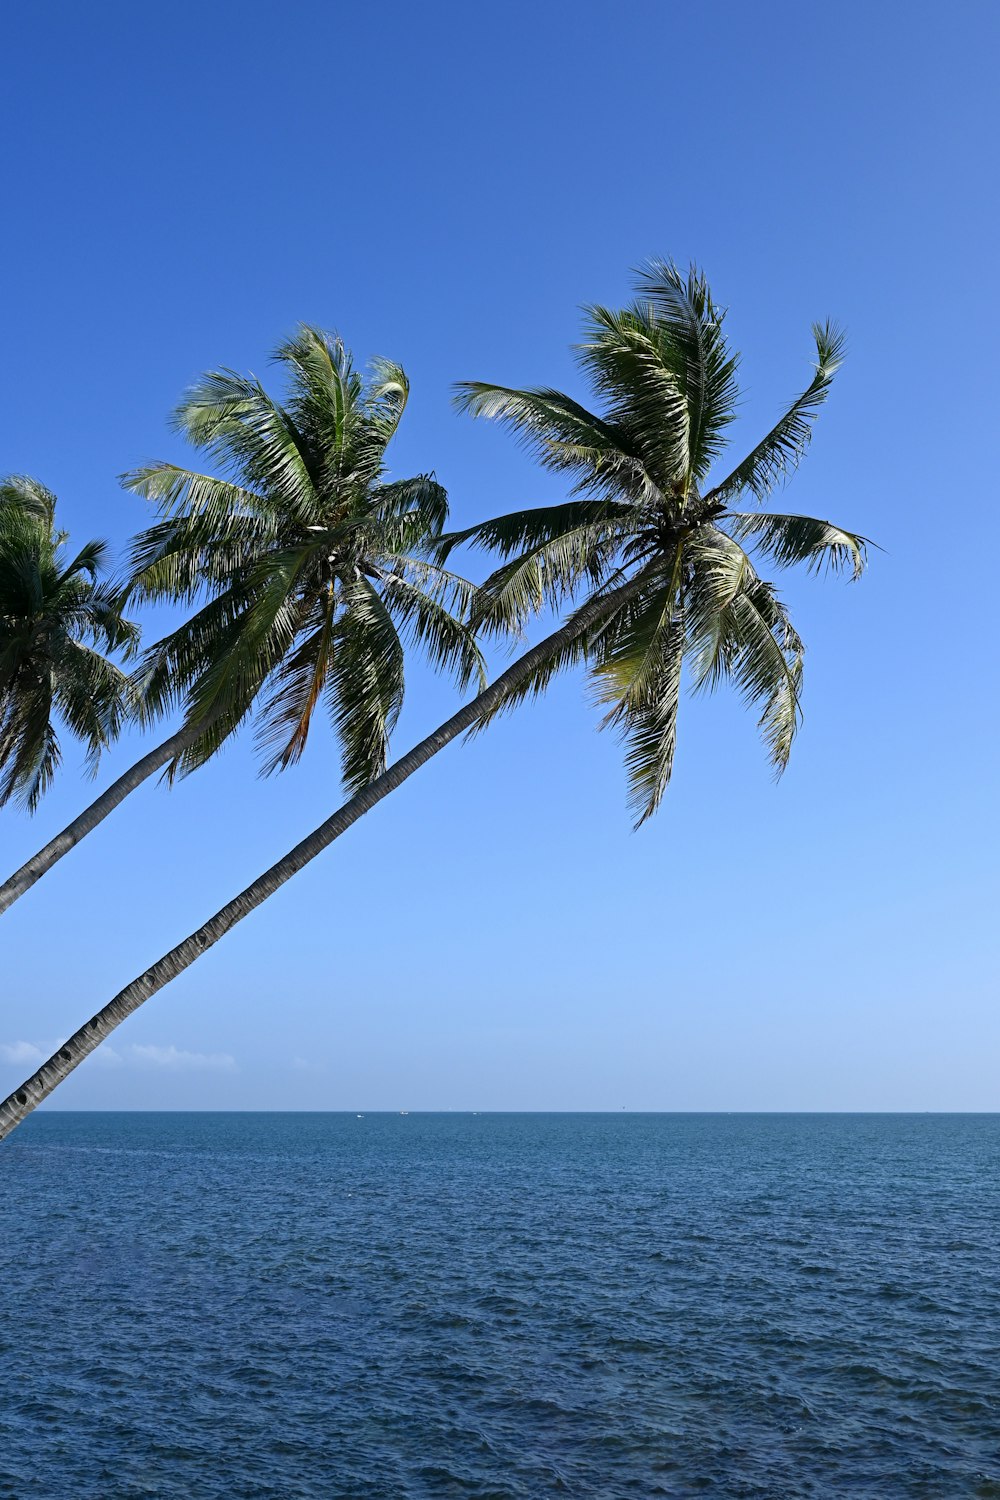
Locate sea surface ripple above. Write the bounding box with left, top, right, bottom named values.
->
left=1, top=1112, right=999, bottom=1498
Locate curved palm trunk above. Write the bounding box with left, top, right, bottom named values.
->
left=0, top=723, right=203, bottom=916
left=0, top=571, right=650, bottom=1140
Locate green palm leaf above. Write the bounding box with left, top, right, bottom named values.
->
left=634, top=259, right=740, bottom=483
left=322, top=579, right=406, bottom=793
left=377, top=571, right=486, bottom=692
left=0, top=476, right=57, bottom=527
left=124, top=329, right=482, bottom=789
left=452, top=384, right=653, bottom=502
left=587, top=549, right=686, bottom=824
left=708, top=322, right=845, bottom=503
left=0, top=483, right=134, bottom=809
left=612, top=616, right=686, bottom=826
left=458, top=267, right=864, bottom=818
left=173, top=370, right=320, bottom=518
left=724, top=511, right=869, bottom=579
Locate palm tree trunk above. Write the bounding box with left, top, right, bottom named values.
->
left=0, top=571, right=650, bottom=1140
left=0, top=723, right=203, bottom=916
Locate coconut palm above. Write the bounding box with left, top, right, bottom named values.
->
left=0, top=477, right=137, bottom=812
left=0, top=474, right=59, bottom=527
left=0, top=263, right=870, bottom=1138
left=0, top=329, right=483, bottom=913
left=445, top=261, right=869, bottom=824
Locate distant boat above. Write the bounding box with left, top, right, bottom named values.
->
left=399, top=1110, right=409, bottom=1116
left=356, top=1114, right=364, bottom=1119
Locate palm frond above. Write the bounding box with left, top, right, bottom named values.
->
left=323, top=580, right=406, bottom=792
left=585, top=546, right=686, bottom=825
left=453, top=383, right=652, bottom=502
left=366, top=356, right=410, bottom=447
left=376, top=474, right=449, bottom=535
left=176, top=550, right=309, bottom=768
left=634, top=259, right=740, bottom=483
left=377, top=572, right=486, bottom=693
left=724, top=511, right=869, bottom=579
left=0, top=682, right=60, bottom=812
left=466, top=561, right=665, bottom=735
left=124, top=513, right=275, bottom=605
left=686, top=532, right=804, bottom=770
left=253, top=593, right=338, bottom=774
left=684, top=526, right=757, bottom=687
left=730, top=580, right=804, bottom=771
left=577, top=304, right=690, bottom=487
left=171, top=371, right=319, bottom=517
left=603, top=609, right=685, bottom=827
left=59, top=537, right=110, bottom=584
left=0, top=493, right=135, bottom=806
left=708, top=322, right=845, bottom=503
left=470, top=521, right=635, bottom=639
left=123, top=461, right=268, bottom=516
left=53, top=641, right=132, bottom=771
left=589, top=561, right=681, bottom=717
left=0, top=475, right=57, bottom=527
left=374, top=554, right=478, bottom=618
left=128, top=585, right=255, bottom=725
left=276, top=328, right=362, bottom=487
left=436, top=498, right=632, bottom=564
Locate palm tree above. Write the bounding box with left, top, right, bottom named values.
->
left=0, top=477, right=137, bottom=812
left=0, top=263, right=870, bottom=1138
left=0, top=474, right=59, bottom=527
left=445, top=262, right=869, bottom=824
left=0, top=329, right=483, bottom=913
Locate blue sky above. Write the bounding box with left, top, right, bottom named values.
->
left=1, top=0, right=997, bottom=1110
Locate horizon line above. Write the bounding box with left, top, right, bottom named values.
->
left=22, top=1108, right=1000, bottom=1117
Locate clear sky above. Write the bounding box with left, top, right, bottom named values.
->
left=1, top=0, right=996, bottom=1111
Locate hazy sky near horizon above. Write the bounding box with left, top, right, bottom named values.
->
left=1, top=0, right=997, bottom=1111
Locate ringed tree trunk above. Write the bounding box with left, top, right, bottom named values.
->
left=0, top=723, right=204, bottom=917
left=0, top=570, right=651, bottom=1140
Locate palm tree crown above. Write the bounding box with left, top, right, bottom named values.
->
left=448, top=261, right=870, bottom=824
left=124, top=327, right=484, bottom=791
left=0, top=477, right=137, bottom=810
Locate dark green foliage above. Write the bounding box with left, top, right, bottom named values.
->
left=125, top=329, right=484, bottom=792
left=450, top=261, right=868, bottom=824
left=0, top=478, right=137, bottom=810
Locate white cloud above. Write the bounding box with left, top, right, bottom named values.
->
left=1, top=1040, right=236, bottom=1073
left=291, top=1055, right=326, bottom=1073
left=129, top=1044, right=237, bottom=1072
left=87, top=1045, right=124, bottom=1068
left=0, top=1040, right=44, bottom=1065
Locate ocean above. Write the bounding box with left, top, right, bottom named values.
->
left=1, top=1112, right=998, bottom=1498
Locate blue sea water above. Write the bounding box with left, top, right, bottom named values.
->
left=1, top=1113, right=998, bottom=1499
